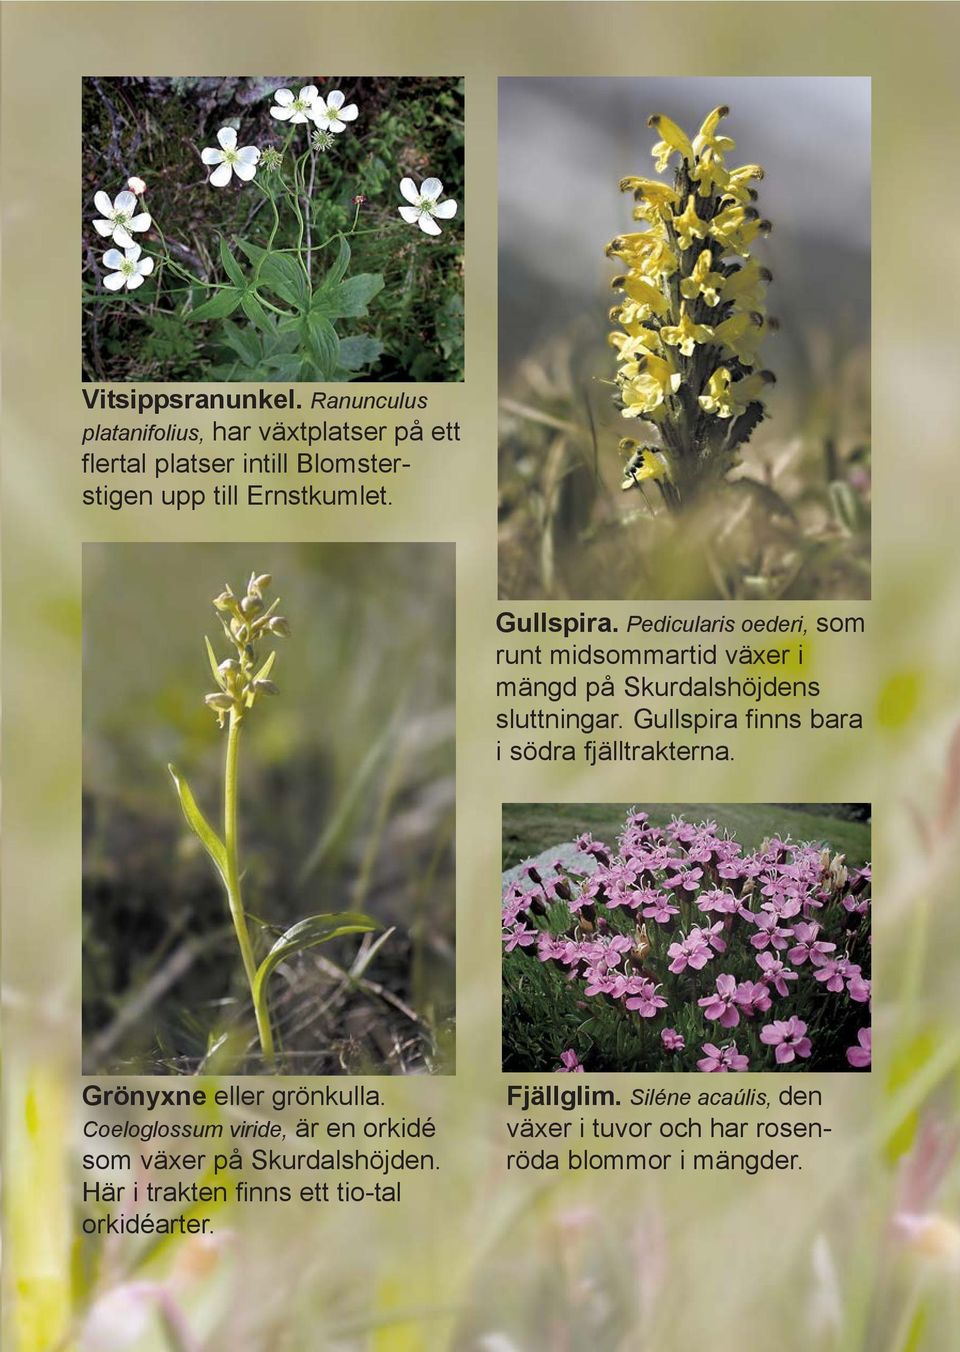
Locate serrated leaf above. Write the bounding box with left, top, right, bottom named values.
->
left=303, top=311, right=339, bottom=376
left=205, top=636, right=223, bottom=687
left=252, top=913, right=379, bottom=1009
left=338, top=334, right=384, bottom=371
left=219, top=238, right=247, bottom=288
left=240, top=290, right=274, bottom=334
left=168, top=765, right=228, bottom=885
left=313, top=272, right=384, bottom=319
left=257, top=252, right=310, bottom=309
left=188, top=288, right=242, bottom=322
left=327, top=235, right=351, bottom=287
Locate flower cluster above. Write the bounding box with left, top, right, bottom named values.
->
left=607, top=107, right=776, bottom=507
left=203, top=573, right=290, bottom=728
left=502, top=813, right=871, bottom=1073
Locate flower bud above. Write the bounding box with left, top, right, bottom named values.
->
left=267, top=616, right=290, bottom=637
left=254, top=679, right=279, bottom=696
left=127, top=176, right=147, bottom=195
left=205, top=692, right=234, bottom=711
left=213, top=589, right=235, bottom=611
left=240, top=595, right=262, bottom=617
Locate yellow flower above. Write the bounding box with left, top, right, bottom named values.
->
left=692, top=105, right=736, bottom=160
left=609, top=323, right=659, bottom=362
left=720, top=258, right=772, bottom=309
left=699, top=367, right=774, bottom=418
left=710, top=204, right=771, bottom=255
left=620, top=444, right=670, bottom=491
left=713, top=311, right=765, bottom=365
left=619, top=177, right=678, bottom=210
left=622, top=274, right=670, bottom=317
left=661, top=303, right=715, bottom=357
left=647, top=113, right=693, bottom=172
left=606, top=232, right=678, bottom=278
left=679, top=249, right=724, bottom=307
left=619, top=352, right=681, bottom=418
left=672, top=195, right=709, bottom=250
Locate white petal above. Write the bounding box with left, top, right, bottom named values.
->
left=114, top=190, right=137, bottom=213
left=289, top=111, right=309, bottom=123
left=325, top=89, right=345, bottom=109
left=421, top=177, right=443, bottom=199
left=432, top=198, right=457, bottom=219
left=217, top=126, right=237, bottom=150
left=273, top=88, right=294, bottom=105
left=102, top=248, right=124, bottom=269
left=94, top=190, right=113, bottom=216
left=138, top=256, right=155, bottom=276
left=327, top=119, right=346, bottom=133
left=399, top=177, right=421, bottom=205
left=418, top=213, right=442, bottom=236
left=126, top=272, right=145, bottom=289
left=233, top=159, right=257, bottom=181
left=398, top=205, right=420, bottom=223
left=123, top=245, right=142, bottom=262
left=112, top=225, right=134, bottom=248
left=236, top=145, right=260, bottom=164
left=271, top=105, right=293, bottom=121
left=209, top=160, right=233, bottom=187
left=103, top=271, right=126, bottom=291
left=201, top=147, right=225, bottom=164
left=93, top=218, right=114, bottom=237
left=128, top=212, right=151, bottom=232
left=300, top=85, right=319, bottom=103
left=335, top=103, right=358, bottom=122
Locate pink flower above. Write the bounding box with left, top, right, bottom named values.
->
left=733, top=980, right=772, bottom=1017
left=558, top=1050, right=584, bottom=1072
left=503, top=922, right=537, bottom=953
left=760, top=1017, right=813, bottom=1065
left=698, top=973, right=740, bottom=1028
left=749, top=910, right=794, bottom=951
left=787, top=922, right=836, bottom=967
left=642, top=892, right=679, bottom=923
left=846, top=1027, right=871, bottom=1068
left=624, top=980, right=668, bottom=1018
left=697, top=1042, right=749, bottom=1073
left=667, top=933, right=712, bottom=974
left=811, top=957, right=846, bottom=992
left=755, top=951, right=798, bottom=997
left=661, top=1028, right=685, bottom=1052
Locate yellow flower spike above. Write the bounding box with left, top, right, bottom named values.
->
left=679, top=249, right=724, bottom=307
left=672, top=194, right=709, bottom=250
left=647, top=112, right=694, bottom=171
left=661, top=303, right=715, bottom=357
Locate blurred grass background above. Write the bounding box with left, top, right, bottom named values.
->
left=82, top=543, right=455, bottom=1074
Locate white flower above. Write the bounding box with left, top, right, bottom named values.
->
left=201, top=127, right=260, bottom=187
left=312, top=90, right=358, bottom=133
left=127, top=175, right=147, bottom=195
left=398, top=176, right=458, bottom=236
left=92, top=189, right=151, bottom=247
left=102, top=243, right=155, bottom=291
left=270, top=85, right=323, bottom=123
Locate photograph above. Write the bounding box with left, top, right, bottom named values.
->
left=499, top=77, right=870, bottom=600
left=82, top=543, right=455, bottom=1074
left=82, top=77, right=464, bottom=381
left=502, top=802, right=871, bottom=1072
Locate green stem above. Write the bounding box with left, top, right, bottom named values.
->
left=224, top=711, right=274, bottom=1061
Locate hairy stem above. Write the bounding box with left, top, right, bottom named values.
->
left=224, top=711, right=274, bottom=1060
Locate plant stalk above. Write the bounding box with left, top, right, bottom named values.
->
left=224, top=710, right=275, bottom=1061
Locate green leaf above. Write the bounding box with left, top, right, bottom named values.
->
left=219, top=238, right=247, bottom=289
left=205, top=636, right=223, bottom=687
left=258, top=253, right=310, bottom=309
left=240, top=291, right=275, bottom=334
left=237, top=239, right=266, bottom=267
left=338, top=334, right=384, bottom=371
left=261, top=354, right=303, bottom=380
left=252, top=912, right=379, bottom=1010
left=252, top=650, right=276, bottom=684
left=313, top=272, right=384, bottom=319
left=188, top=288, right=242, bottom=322
left=168, top=765, right=228, bottom=886
left=327, top=235, right=351, bottom=287
left=220, top=319, right=262, bottom=368
left=303, top=311, right=339, bottom=376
